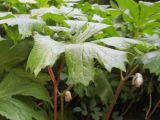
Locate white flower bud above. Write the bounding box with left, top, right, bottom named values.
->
left=132, top=73, right=143, bottom=87
left=64, top=91, right=72, bottom=102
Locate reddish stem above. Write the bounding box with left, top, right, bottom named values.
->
left=48, top=65, right=56, bottom=84
left=53, top=83, right=58, bottom=120
left=48, top=65, right=58, bottom=120
left=147, top=100, right=160, bottom=120
left=105, top=65, right=139, bottom=120
left=145, top=94, right=152, bottom=119
left=105, top=80, right=125, bottom=120
left=48, top=61, right=64, bottom=120
left=57, top=60, right=64, bottom=83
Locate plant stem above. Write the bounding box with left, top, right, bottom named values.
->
left=48, top=65, right=57, bottom=120
left=145, top=94, right=152, bottom=120
left=147, top=100, right=160, bottom=120
left=48, top=60, right=64, bottom=120
left=48, top=65, right=56, bottom=84
left=54, top=84, right=58, bottom=120
left=57, top=60, right=64, bottom=83
left=105, top=80, right=125, bottom=120
left=60, top=94, right=64, bottom=120
left=105, top=65, right=139, bottom=120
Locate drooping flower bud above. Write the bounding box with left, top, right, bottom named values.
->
left=64, top=91, right=72, bottom=102
left=132, top=73, right=143, bottom=87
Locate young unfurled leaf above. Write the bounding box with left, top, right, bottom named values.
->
left=66, top=20, right=110, bottom=43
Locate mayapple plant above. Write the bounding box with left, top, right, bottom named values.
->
left=26, top=19, right=153, bottom=120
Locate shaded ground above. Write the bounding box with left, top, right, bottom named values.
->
left=124, top=107, right=160, bottom=120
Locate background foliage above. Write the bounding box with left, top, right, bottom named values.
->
left=0, top=0, right=160, bottom=120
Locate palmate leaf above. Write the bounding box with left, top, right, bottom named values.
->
left=0, top=70, right=51, bottom=120
left=31, top=6, right=87, bottom=20
left=65, top=43, right=127, bottom=85
left=27, top=34, right=65, bottom=76
left=142, top=50, right=160, bottom=75
left=18, top=0, right=37, bottom=4
left=0, top=12, right=14, bottom=19
left=27, top=34, right=127, bottom=85
left=31, top=6, right=60, bottom=16
left=65, top=44, right=95, bottom=85
left=0, top=17, right=45, bottom=39
left=65, top=20, right=110, bottom=43
left=94, top=37, right=155, bottom=50
left=49, top=20, right=109, bottom=43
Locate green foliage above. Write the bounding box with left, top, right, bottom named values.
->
left=74, top=99, right=103, bottom=120
left=0, top=70, right=50, bottom=120
left=0, top=40, right=31, bottom=69
left=0, top=0, right=160, bottom=119
left=142, top=50, right=160, bottom=75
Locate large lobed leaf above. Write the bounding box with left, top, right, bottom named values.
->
left=65, top=43, right=127, bottom=85
left=66, top=20, right=110, bottom=43
left=27, top=33, right=65, bottom=76
left=0, top=17, right=45, bottom=39
left=27, top=34, right=128, bottom=85
left=94, top=37, right=155, bottom=50
left=30, top=6, right=86, bottom=20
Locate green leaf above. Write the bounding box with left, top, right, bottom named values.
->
left=73, top=107, right=82, bottom=112
left=116, top=0, right=139, bottom=22
left=0, top=70, right=51, bottom=120
left=139, top=1, right=160, bottom=22
left=31, top=6, right=86, bottom=19
left=27, top=33, right=128, bottom=85
left=27, top=33, right=65, bottom=76
left=36, top=0, right=49, bottom=7
left=65, top=43, right=127, bottom=85
left=66, top=20, right=110, bottom=43
left=0, top=98, right=45, bottom=120
left=18, top=0, right=37, bottom=4
left=0, top=70, right=51, bottom=103
left=30, top=6, right=60, bottom=16
left=94, top=37, right=155, bottom=50
left=94, top=69, right=114, bottom=104
left=142, top=50, right=160, bottom=75
left=48, top=26, right=71, bottom=33
left=0, top=12, right=14, bottom=20
left=0, top=40, right=31, bottom=69
left=112, top=112, right=123, bottom=120
left=65, top=43, right=94, bottom=85
left=0, top=17, right=45, bottom=39
left=12, top=68, right=50, bottom=85
left=0, top=36, right=5, bottom=41
left=4, top=25, right=22, bottom=42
